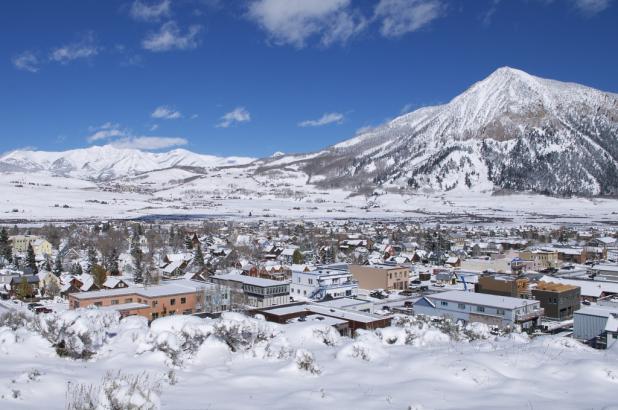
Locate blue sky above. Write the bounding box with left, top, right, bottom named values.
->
left=1, top=0, right=617, bottom=158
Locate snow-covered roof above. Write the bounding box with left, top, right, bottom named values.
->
left=212, top=273, right=287, bottom=287
left=426, top=290, right=540, bottom=310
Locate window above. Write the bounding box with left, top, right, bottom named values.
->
left=152, top=300, right=158, bottom=307
left=111, top=299, right=118, bottom=305
left=458, top=303, right=466, bottom=310
left=441, top=301, right=448, bottom=306
left=180, top=297, right=186, bottom=304
left=476, top=306, right=485, bottom=313
left=94, top=302, right=102, bottom=307
left=124, top=298, right=133, bottom=304
left=152, top=313, right=159, bottom=319
left=497, top=309, right=505, bottom=315
left=308, top=279, right=313, bottom=285
left=170, top=298, right=176, bottom=306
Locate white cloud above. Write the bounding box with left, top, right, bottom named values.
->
left=110, top=137, right=187, bottom=150
left=247, top=0, right=366, bottom=48
left=85, top=122, right=185, bottom=150
left=217, top=107, right=251, bottom=128
left=299, top=112, right=344, bottom=127
left=12, top=51, right=40, bottom=73
left=374, top=0, right=445, bottom=37
left=572, top=0, right=612, bottom=14
left=129, top=0, right=171, bottom=21
left=142, top=21, right=202, bottom=52
left=150, top=124, right=160, bottom=131
left=86, top=123, right=129, bottom=142
left=151, top=105, right=182, bottom=119
left=49, top=32, right=99, bottom=63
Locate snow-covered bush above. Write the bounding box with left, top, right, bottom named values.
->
left=66, top=371, right=162, bottom=410
left=211, top=312, right=277, bottom=352
left=294, top=349, right=321, bottom=375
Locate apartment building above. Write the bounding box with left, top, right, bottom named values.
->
left=68, top=280, right=216, bottom=320
left=414, top=290, right=543, bottom=329
left=518, top=249, right=559, bottom=271
left=349, top=263, right=410, bottom=291
left=9, top=235, right=52, bottom=256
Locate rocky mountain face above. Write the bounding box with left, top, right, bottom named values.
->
left=281, top=67, right=618, bottom=197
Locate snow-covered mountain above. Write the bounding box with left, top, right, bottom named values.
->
left=2, top=67, right=617, bottom=197
left=282, top=67, right=618, bottom=196
left=0, top=145, right=255, bottom=181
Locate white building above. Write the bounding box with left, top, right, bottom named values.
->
left=414, top=290, right=543, bottom=328
left=291, top=265, right=358, bottom=300
left=210, top=273, right=289, bottom=309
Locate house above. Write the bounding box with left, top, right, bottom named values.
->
left=349, top=263, right=410, bottom=291
left=413, top=290, right=543, bottom=329
left=573, top=302, right=618, bottom=349
left=210, top=273, right=290, bottom=309
left=68, top=280, right=217, bottom=320
left=530, top=281, right=581, bottom=320
left=9, top=235, right=52, bottom=256
left=103, top=277, right=129, bottom=289
left=445, top=256, right=461, bottom=268
left=291, top=265, right=358, bottom=300
left=9, top=275, right=40, bottom=298
left=253, top=301, right=392, bottom=337
left=38, top=270, right=60, bottom=293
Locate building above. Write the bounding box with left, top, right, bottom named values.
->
left=68, top=280, right=218, bottom=320
left=349, top=263, right=410, bottom=291
left=413, top=290, right=543, bottom=329
left=475, top=274, right=530, bottom=298
left=253, top=301, right=392, bottom=337
left=531, top=281, right=580, bottom=320
left=210, top=273, right=289, bottom=309
left=573, top=302, right=618, bottom=349
left=539, top=275, right=618, bottom=302
left=518, top=249, right=559, bottom=271
left=9, top=235, right=52, bottom=256
left=589, top=264, right=618, bottom=282
left=291, top=265, right=358, bottom=300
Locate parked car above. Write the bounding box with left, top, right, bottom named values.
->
left=27, top=302, right=43, bottom=311
left=34, top=306, right=52, bottom=314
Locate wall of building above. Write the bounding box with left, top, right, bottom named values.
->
left=350, top=265, right=409, bottom=290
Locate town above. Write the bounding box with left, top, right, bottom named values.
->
left=2, top=219, right=616, bottom=350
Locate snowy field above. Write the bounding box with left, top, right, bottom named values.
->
left=1, top=171, right=617, bottom=227
left=0, top=309, right=617, bottom=409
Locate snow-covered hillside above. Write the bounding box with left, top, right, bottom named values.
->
left=1, top=308, right=616, bottom=409
left=295, top=67, right=618, bottom=196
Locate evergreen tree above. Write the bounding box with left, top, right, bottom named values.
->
left=185, top=236, right=194, bottom=250
left=87, top=245, right=98, bottom=275
left=107, top=247, right=120, bottom=276
left=194, top=242, right=205, bottom=269
left=70, top=263, right=83, bottom=276
left=53, top=253, right=63, bottom=277
left=0, top=227, right=11, bottom=263
left=42, top=255, right=52, bottom=272
left=131, top=234, right=144, bottom=283
left=26, top=243, right=38, bottom=274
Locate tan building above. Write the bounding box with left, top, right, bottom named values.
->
left=349, top=264, right=410, bottom=291
left=68, top=280, right=218, bottom=320
left=475, top=274, right=530, bottom=298
left=9, top=235, right=52, bottom=256
left=518, top=249, right=559, bottom=271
